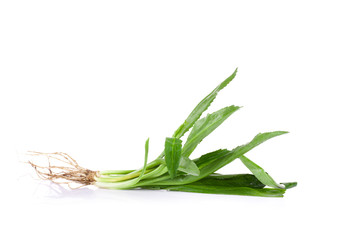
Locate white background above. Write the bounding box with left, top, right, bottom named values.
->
left=1, top=1, right=359, bottom=239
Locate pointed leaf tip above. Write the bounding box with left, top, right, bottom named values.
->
left=172, top=69, right=239, bottom=139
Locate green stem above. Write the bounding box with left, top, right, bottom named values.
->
left=96, top=164, right=168, bottom=189
left=138, top=164, right=168, bottom=181
left=99, top=169, right=134, bottom=175
left=97, top=168, right=154, bottom=183
left=99, top=159, right=164, bottom=177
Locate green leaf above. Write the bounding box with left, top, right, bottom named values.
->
left=182, top=105, right=241, bottom=157
left=141, top=174, right=265, bottom=189
left=194, top=131, right=289, bottom=180
left=172, top=68, right=238, bottom=139
left=281, top=182, right=297, bottom=189
left=164, top=137, right=183, bottom=179
left=164, top=185, right=285, bottom=197
left=178, top=156, right=200, bottom=176
left=195, top=149, right=231, bottom=168
left=192, top=174, right=265, bottom=188
left=239, top=155, right=285, bottom=189
left=235, top=131, right=289, bottom=153
left=137, top=131, right=288, bottom=187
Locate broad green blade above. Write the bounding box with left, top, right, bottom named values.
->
left=195, top=132, right=288, bottom=170
left=232, top=131, right=289, bottom=154
left=172, top=68, right=238, bottom=139
left=164, top=185, right=285, bottom=198
left=195, top=149, right=231, bottom=168
left=195, top=131, right=289, bottom=179
left=136, top=131, right=288, bottom=187
left=182, top=105, right=241, bottom=157
left=193, top=174, right=265, bottom=188
left=239, top=155, right=285, bottom=189
left=140, top=174, right=265, bottom=189
left=178, top=156, right=200, bottom=176
left=164, top=137, right=182, bottom=179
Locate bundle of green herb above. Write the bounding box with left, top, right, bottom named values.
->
left=29, top=69, right=296, bottom=197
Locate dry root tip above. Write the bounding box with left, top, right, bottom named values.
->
left=28, top=151, right=98, bottom=188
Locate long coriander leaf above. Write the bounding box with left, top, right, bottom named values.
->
left=281, top=182, right=298, bottom=189
left=140, top=174, right=265, bottom=189
left=136, top=131, right=288, bottom=186
left=195, top=149, right=231, bottom=168
left=164, top=185, right=285, bottom=197
left=178, top=156, right=200, bottom=176
left=195, top=131, right=289, bottom=179
left=182, top=105, right=241, bottom=157
left=164, top=137, right=182, bottom=179
left=238, top=154, right=297, bottom=190
left=172, top=68, right=238, bottom=139
left=192, top=174, right=265, bottom=188
left=239, top=155, right=285, bottom=189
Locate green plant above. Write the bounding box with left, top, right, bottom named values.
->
left=29, top=69, right=296, bottom=197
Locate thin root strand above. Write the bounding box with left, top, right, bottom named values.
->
left=28, top=152, right=98, bottom=187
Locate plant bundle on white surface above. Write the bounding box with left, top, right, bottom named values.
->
left=29, top=69, right=296, bottom=197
